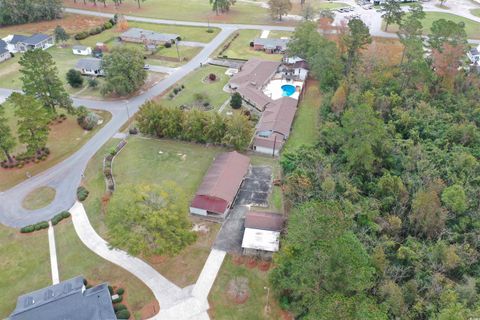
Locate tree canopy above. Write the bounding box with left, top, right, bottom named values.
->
left=0, top=0, right=63, bottom=26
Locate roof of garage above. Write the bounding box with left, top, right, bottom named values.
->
left=191, top=151, right=250, bottom=214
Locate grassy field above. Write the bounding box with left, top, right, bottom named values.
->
left=208, top=255, right=285, bottom=320
left=54, top=221, right=156, bottom=319
left=63, top=0, right=283, bottom=26
left=0, top=104, right=111, bottom=191
left=284, top=81, right=321, bottom=152
left=0, top=225, right=51, bottom=318
left=268, top=30, right=293, bottom=38
left=158, top=65, right=230, bottom=111
left=216, top=30, right=285, bottom=61
left=22, top=187, right=57, bottom=210
left=382, top=11, right=480, bottom=39
left=472, top=8, right=480, bottom=18
left=290, top=0, right=350, bottom=15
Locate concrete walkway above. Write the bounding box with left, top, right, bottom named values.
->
left=48, top=221, right=60, bottom=285
left=260, top=30, right=270, bottom=38
left=69, top=201, right=226, bottom=319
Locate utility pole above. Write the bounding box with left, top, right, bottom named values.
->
left=175, top=39, right=180, bottom=61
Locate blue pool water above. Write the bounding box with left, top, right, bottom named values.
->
left=281, top=84, right=296, bottom=97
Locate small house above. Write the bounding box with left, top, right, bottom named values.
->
left=0, top=41, right=12, bottom=63
left=241, top=211, right=285, bottom=258
left=72, top=45, right=92, bottom=56
left=75, top=58, right=103, bottom=76
left=252, top=38, right=289, bottom=54
left=9, top=33, right=54, bottom=52
left=468, top=45, right=480, bottom=64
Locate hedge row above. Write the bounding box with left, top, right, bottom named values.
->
left=77, top=186, right=89, bottom=201
left=20, top=211, right=72, bottom=233
left=74, top=19, right=115, bottom=41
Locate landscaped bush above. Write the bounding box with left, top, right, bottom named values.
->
left=104, top=21, right=113, bottom=29
left=74, top=31, right=89, bottom=40
left=34, top=221, right=49, bottom=231
left=77, top=186, right=89, bottom=201
left=113, top=304, right=127, bottom=312
left=78, top=112, right=100, bottom=131
left=129, top=127, right=138, bottom=135
left=164, top=42, right=172, bottom=48
left=116, top=288, right=125, bottom=295
left=112, top=295, right=123, bottom=304
left=108, top=285, right=114, bottom=295
left=20, top=225, right=35, bottom=233
left=208, top=73, right=216, bottom=81
left=66, top=69, right=84, bottom=88
left=218, top=32, right=239, bottom=56
left=51, top=211, right=71, bottom=225
left=88, top=78, right=99, bottom=88
left=115, top=309, right=130, bottom=319
left=230, top=92, right=243, bottom=109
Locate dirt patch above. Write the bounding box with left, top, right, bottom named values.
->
left=139, top=299, right=160, bottom=319
left=227, top=277, right=250, bottom=304
left=0, top=14, right=106, bottom=37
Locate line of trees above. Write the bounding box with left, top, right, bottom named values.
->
left=272, top=4, right=480, bottom=319
left=136, top=101, right=253, bottom=150
left=72, top=0, right=146, bottom=9
left=0, top=0, right=63, bottom=26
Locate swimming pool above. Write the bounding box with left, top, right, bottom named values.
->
left=281, top=84, right=296, bottom=97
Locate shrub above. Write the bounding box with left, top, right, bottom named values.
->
left=83, top=278, right=88, bottom=286
left=104, top=168, right=112, bottom=178
left=34, top=221, right=49, bottom=231
left=20, top=225, right=35, bottom=233
left=108, top=285, right=114, bottom=295
left=230, top=92, right=242, bottom=109
left=74, top=32, right=89, bottom=40
left=78, top=112, right=100, bottom=130
left=208, top=73, right=216, bottom=81
left=164, top=42, right=172, bottom=48
left=129, top=127, right=138, bottom=135
left=77, top=186, right=89, bottom=201
left=62, top=211, right=71, bottom=219
left=104, top=21, right=113, bottom=29
left=112, top=295, right=123, bottom=303
left=207, top=29, right=214, bottom=33
left=116, top=288, right=125, bottom=295
left=66, top=69, right=84, bottom=88
left=115, top=309, right=130, bottom=319
left=88, top=78, right=99, bottom=88
left=113, top=304, right=127, bottom=312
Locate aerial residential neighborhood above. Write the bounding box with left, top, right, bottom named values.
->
left=0, top=0, right=480, bottom=319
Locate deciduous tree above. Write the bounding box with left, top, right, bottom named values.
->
left=209, top=0, right=236, bottom=15
left=106, top=182, right=197, bottom=256
left=0, top=105, right=16, bottom=163
left=102, top=47, right=147, bottom=96
left=268, top=0, right=292, bottom=21
left=54, top=25, right=69, bottom=43
left=342, top=18, right=371, bottom=76
left=223, top=113, right=253, bottom=150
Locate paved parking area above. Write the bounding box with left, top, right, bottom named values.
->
left=234, top=166, right=272, bottom=208
left=213, top=166, right=273, bottom=253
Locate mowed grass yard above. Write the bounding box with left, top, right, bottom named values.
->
left=208, top=255, right=285, bottom=320
left=63, top=0, right=280, bottom=25
left=0, top=225, right=50, bottom=318
left=158, top=65, right=230, bottom=111
left=0, top=101, right=111, bottom=191
left=290, top=0, right=350, bottom=15
left=216, top=30, right=286, bottom=61
left=284, top=81, right=321, bottom=152
left=472, top=9, right=480, bottom=18
left=82, top=137, right=226, bottom=286
left=382, top=11, right=480, bottom=39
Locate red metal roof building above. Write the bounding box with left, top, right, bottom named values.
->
left=190, top=151, right=250, bottom=218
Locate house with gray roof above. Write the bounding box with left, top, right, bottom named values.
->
left=11, top=33, right=54, bottom=52
left=120, top=28, right=179, bottom=45
left=0, top=40, right=11, bottom=63
left=252, top=38, right=289, bottom=54
left=8, top=276, right=116, bottom=320
left=75, top=58, right=104, bottom=76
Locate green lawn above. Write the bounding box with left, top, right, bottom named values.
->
left=382, top=11, right=480, bottom=39
left=208, top=255, right=285, bottom=320
left=64, top=0, right=278, bottom=25
left=0, top=102, right=111, bottom=191
left=22, top=187, right=57, bottom=210
left=0, top=225, right=50, bottom=318
left=216, top=30, right=285, bottom=61
left=54, top=221, right=155, bottom=319
left=283, top=81, right=321, bottom=152
left=315, top=2, right=349, bottom=9
left=471, top=8, right=480, bottom=18
left=268, top=30, right=293, bottom=38
left=159, top=65, right=230, bottom=111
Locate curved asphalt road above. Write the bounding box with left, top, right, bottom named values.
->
left=1, top=4, right=479, bottom=228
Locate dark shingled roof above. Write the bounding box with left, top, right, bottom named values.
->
left=0, top=40, right=6, bottom=49
left=9, top=276, right=116, bottom=320
left=75, top=58, right=102, bottom=70
left=0, top=47, right=9, bottom=55
left=245, top=211, right=285, bottom=231
left=21, top=33, right=50, bottom=45
left=9, top=35, right=28, bottom=45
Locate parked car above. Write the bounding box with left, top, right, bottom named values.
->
left=143, top=64, right=150, bottom=70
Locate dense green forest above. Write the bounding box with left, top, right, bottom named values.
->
left=272, top=5, right=480, bottom=319
left=0, top=0, right=63, bottom=26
